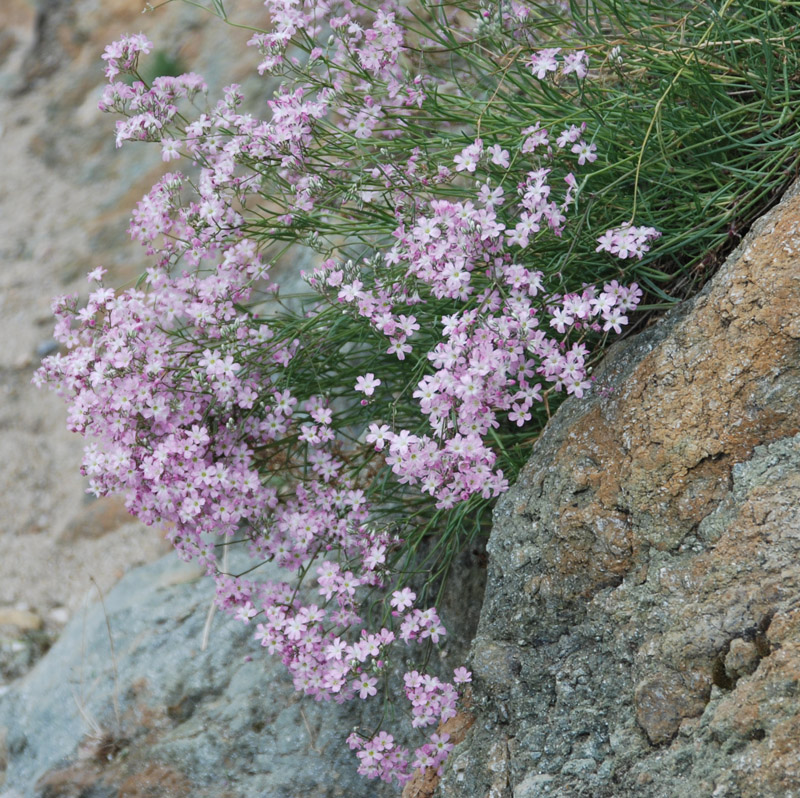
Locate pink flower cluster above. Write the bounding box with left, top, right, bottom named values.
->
left=596, top=223, right=662, bottom=260
left=35, top=260, right=461, bottom=785
left=310, top=134, right=645, bottom=507
left=100, top=32, right=152, bottom=79
left=527, top=47, right=590, bottom=80
left=37, top=7, right=661, bottom=787
left=99, top=72, right=208, bottom=148
left=346, top=667, right=462, bottom=780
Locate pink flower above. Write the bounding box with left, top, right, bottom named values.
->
left=160, top=138, right=181, bottom=162
left=571, top=140, right=597, bottom=165
left=602, top=309, right=628, bottom=334
left=453, top=666, right=472, bottom=684
left=453, top=151, right=478, bottom=173
left=366, top=423, right=392, bottom=449
left=355, top=373, right=381, bottom=396
left=354, top=674, right=378, bottom=699
left=527, top=48, right=560, bottom=79
left=390, top=588, right=416, bottom=611
left=509, top=402, right=532, bottom=426
left=562, top=50, right=589, bottom=78
left=556, top=124, right=585, bottom=148
left=453, top=139, right=483, bottom=173
left=521, top=123, right=549, bottom=153
left=488, top=143, right=510, bottom=168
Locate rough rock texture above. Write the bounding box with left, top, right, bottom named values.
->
left=438, top=180, right=800, bottom=798
left=0, top=547, right=481, bottom=797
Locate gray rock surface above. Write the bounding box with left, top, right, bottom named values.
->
left=437, top=180, right=800, bottom=798
left=0, top=545, right=481, bottom=797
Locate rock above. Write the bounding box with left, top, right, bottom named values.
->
left=34, top=340, right=57, bottom=359
left=436, top=179, right=800, bottom=797
left=57, top=496, right=136, bottom=543
left=0, top=610, right=42, bottom=632
left=46, top=608, right=69, bottom=627
left=17, top=0, right=77, bottom=92
left=0, top=629, right=53, bottom=687
left=0, top=547, right=482, bottom=797
left=0, top=30, right=19, bottom=68
left=0, top=609, right=49, bottom=689
left=723, top=637, right=761, bottom=682
left=634, top=671, right=710, bottom=746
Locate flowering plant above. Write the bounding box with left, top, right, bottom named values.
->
left=36, top=0, right=800, bottom=786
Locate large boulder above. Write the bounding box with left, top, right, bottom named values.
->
left=438, top=180, right=800, bottom=798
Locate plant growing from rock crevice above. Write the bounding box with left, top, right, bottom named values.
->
left=36, top=0, right=800, bottom=785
